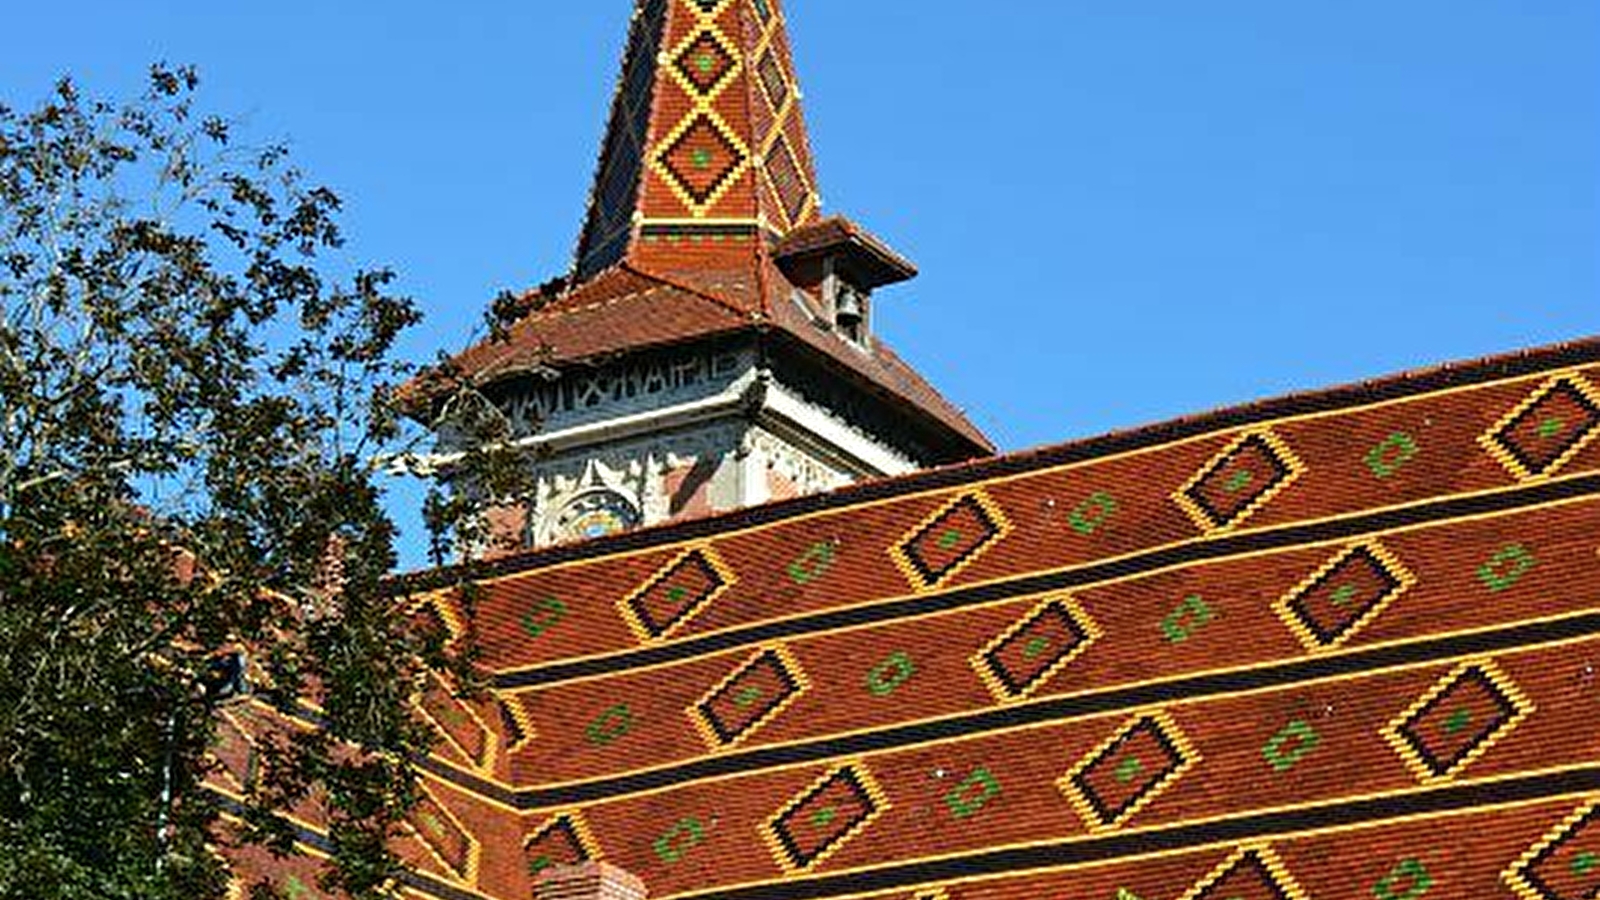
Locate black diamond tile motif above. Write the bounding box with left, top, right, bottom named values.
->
left=1175, top=430, right=1303, bottom=533
left=497, top=695, right=535, bottom=754
left=673, top=31, right=737, bottom=95
left=973, top=597, right=1101, bottom=701
left=1505, top=801, right=1600, bottom=900
left=690, top=646, right=809, bottom=748
left=1482, top=375, right=1600, bottom=481
left=1180, top=846, right=1307, bottom=900
left=1383, top=661, right=1533, bottom=784
left=1059, top=712, right=1199, bottom=832
left=658, top=114, right=747, bottom=206
left=1275, top=542, right=1414, bottom=652
left=689, top=0, right=725, bottom=12
left=762, top=764, right=888, bottom=873
left=764, top=135, right=811, bottom=227
left=622, top=1, right=667, bottom=115
left=211, top=711, right=257, bottom=794
left=757, top=50, right=789, bottom=112
left=618, top=546, right=736, bottom=642
left=418, top=671, right=493, bottom=769
left=891, top=491, right=1010, bottom=591
left=409, top=790, right=475, bottom=881
left=580, top=0, right=664, bottom=274
left=524, top=813, right=598, bottom=879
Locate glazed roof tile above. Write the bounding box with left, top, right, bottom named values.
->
left=445, top=266, right=753, bottom=384
left=400, top=335, right=1600, bottom=587
left=434, top=258, right=993, bottom=456
left=350, top=334, right=1600, bottom=900
left=772, top=216, right=920, bottom=287
left=236, top=336, right=1600, bottom=900
left=421, top=0, right=992, bottom=458
left=227, top=0, right=1600, bottom=893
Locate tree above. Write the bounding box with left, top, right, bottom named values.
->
left=0, top=65, right=459, bottom=899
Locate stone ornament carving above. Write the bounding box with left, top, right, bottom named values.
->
left=530, top=426, right=744, bottom=546
left=547, top=489, right=642, bottom=543
left=502, top=348, right=751, bottom=435
left=745, top=428, right=851, bottom=497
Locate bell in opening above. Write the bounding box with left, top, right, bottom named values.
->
left=836, top=283, right=867, bottom=344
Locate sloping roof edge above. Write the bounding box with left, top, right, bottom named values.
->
left=388, top=334, right=1600, bottom=593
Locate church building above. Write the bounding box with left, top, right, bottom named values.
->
left=408, top=0, right=989, bottom=552
left=224, top=1, right=1600, bottom=899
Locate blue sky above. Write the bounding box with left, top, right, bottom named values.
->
left=4, top=2, right=1595, bottom=567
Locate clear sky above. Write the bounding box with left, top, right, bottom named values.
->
left=4, top=2, right=1595, bottom=568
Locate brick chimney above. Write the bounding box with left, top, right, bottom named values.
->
left=536, top=862, right=647, bottom=900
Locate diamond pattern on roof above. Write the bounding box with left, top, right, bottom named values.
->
left=1382, top=659, right=1534, bottom=784
left=689, top=645, right=810, bottom=749
left=890, top=490, right=1012, bottom=592
left=407, top=787, right=477, bottom=883
left=417, top=671, right=495, bottom=771
left=757, top=48, right=790, bottom=113
left=1179, top=845, right=1308, bottom=900
left=1175, top=429, right=1305, bottom=533
left=574, top=0, right=665, bottom=279
left=1504, top=799, right=1600, bottom=900
left=973, top=596, right=1102, bottom=702
left=524, top=812, right=602, bottom=879
left=618, top=545, right=737, bottom=643
left=1058, top=711, right=1199, bottom=833
left=496, top=693, right=537, bottom=755
left=654, top=112, right=750, bottom=209
left=1481, top=373, right=1600, bottom=481
left=672, top=29, right=738, bottom=96
left=762, top=763, right=890, bottom=873
left=211, top=710, right=257, bottom=796
left=764, top=135, right=812, bottom=227
left=562, top=0, right=839, bottom=271
left=1274, top=541, right=1416, bottom=652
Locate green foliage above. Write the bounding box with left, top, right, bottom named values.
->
left=0, top=65, right=469, bottom=898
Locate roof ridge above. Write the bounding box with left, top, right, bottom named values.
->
left=387, top=333, right=1600, bottom=590
left=496, top=267, right=662, bottom=333
left=739, top=42, right=778, bottom=323
left=623, top=260, right=760, bottom=321
left=753, top=235, right=776, bottom=321
left=571, top=0, right=826, bottom=282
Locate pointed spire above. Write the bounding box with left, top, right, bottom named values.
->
left=573, top=0, right=824, bottom=282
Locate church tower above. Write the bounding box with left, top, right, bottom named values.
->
left=418, top=0, right=992, bottom=550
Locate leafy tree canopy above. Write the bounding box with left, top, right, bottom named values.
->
left=0, top=65, right=486, bottom=899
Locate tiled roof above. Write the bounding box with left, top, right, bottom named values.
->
left=429, top=257, right=994, bottom=458
left=414, top=0, right=994, bottom=459
left=570, top=0, right=827, bottom=280
left=442, top=266, right=753, bottom=386
left=223, top=0, right=1600, bottom=895
left=773, top=216, right=919, bottom=288
left=236, top=335, right=1600, bottom=900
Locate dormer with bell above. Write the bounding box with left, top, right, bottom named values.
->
left=773, top=216, right=920, bottom=349
left=413, top=0, right=993, bottom=552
